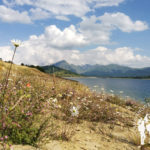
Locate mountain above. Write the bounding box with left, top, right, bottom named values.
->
left=52, top=60, right=85, bottom=73
left=51, top=60, right=150, bottom=78
left=41, top=65, right=81, bottom=77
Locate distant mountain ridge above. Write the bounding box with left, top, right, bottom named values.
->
left=51, top=60, right=150, bottom=77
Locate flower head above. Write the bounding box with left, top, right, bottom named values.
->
left=11, top=39, right=21, bottom=47
left=70, top=106, right=79, bottom=117
left=110, top=90, right=114, bottom=93
left=26, top=83, right=31, bottom=87
left=52, top=98, right=57, bottom=103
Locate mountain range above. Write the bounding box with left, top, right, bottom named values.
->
left=41, top=60, right=150, bottom=78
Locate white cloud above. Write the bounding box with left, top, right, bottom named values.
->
left=0, top=5, right=31, bottom=23
left=64, top=47, right=150, bottom=68
left=0, top=46, right=13, bottom=60
left=30, top=8, right=50, bottom=20
left=79, top=15, right=111, bottom=44
left=2, top=0, right=33, bottom=6
left=1, top=41, right=150, bottom=68
left=55, top=16, right=70, bottom=21
left=0, top=16, right=149, bottom=68
left=1, top=0, right=148, bottom=34
left=2, top=0, right=125, bottom=20
left=79, top=13, right=148, bottom=44
left=43, top=25, right=87, bottom=49
left=0, top=24, right=86, bottom=64
left=93, top=0, right=124, bottom=7
left=100, top=12, right=148, bottom=32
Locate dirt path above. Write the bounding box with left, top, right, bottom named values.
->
left=9, top=121, right=140, bottom=150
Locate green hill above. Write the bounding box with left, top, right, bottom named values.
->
left=41, top=65, right=81, bottom=77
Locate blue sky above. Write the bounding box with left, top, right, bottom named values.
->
left=0, top=0, right=150, bottom=68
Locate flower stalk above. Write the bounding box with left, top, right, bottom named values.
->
left=2, top=46, right=17, bottom=99
left=0, top=40, right=20, bottom=150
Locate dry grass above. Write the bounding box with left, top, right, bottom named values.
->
left=0, top=61, right=146, bottom=149
left=127, top=131, right=141, bottom=146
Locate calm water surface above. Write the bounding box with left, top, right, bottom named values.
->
left=67, top=77, right=150, bottom=101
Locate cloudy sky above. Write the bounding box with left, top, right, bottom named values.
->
left=0, top=0, right=150, bottom=68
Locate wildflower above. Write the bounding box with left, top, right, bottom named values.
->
left=52, top=98, right=57, bottom=103
left=55, top=104, right=61, bottom=108
left=100, top=99, right=103, bottom=101
left=85, top=107, right=89, bottom=110
left=81, top=97, right=86, bottom=102
left=93, top=85, right=99, bottom=88
left=70, top=102, right=73, bottom=105
left=8, top=78, right=13, bottom=81
left=96, top=104, right=100, bottom=108
left=77, top=97, right=80, bottom=100
left=101, top=88, right=105, bottom=91
left=138, top=118, right=146, bottom=145
left=58, top=105, right=61, bottom=108
left=52, top=87, right=55, bottom=90
left=26, top=83, right=31, bottom=87
left=70, top=106, right=79, bottom=117
left=11, top=39, right=21, bottom=47
left=110, top=90, right=114, bottom=93
left=120, top=91, right=124, bottom=94
left=57, top=94, right=62, bottom=98
left=4, top=136, right=8, bottom=139
left=110, top=94, right=114, bottom=97
left=26, top=111, right=32, bottom=116
left=69, top=92, right=73, bottom=95
left=10, top=145, right=13, bottom=150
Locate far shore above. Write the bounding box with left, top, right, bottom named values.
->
left=64, top=76, right=150, bottom=80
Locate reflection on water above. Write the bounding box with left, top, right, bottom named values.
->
left=67, top=77, right=150, bottom=101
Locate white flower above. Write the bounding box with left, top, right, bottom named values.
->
left=69, top=92, right=73, bottom=95
left=70, top=106, right=79, bottom=117
left=70, top=102, right=73, bottom=105
left=120, top=91, right=124, bottom=94
left=52, top=98, right=57, bottom=103
left=93, top=85, right=99, bottom=88
left=11, top=39, right=21, bottom=47
left=101, top=88, right=105, bottom=91
left=110, top=94, right=115, bottom=97
left=8, top=78, right=13, bottom=81
left=58, top=105, right=61, bottom=108
left=137, top=118, right=146, bottom=145
left=81, top=97, right=86, bottom=102
left=110, top=90, right=114, bottom=93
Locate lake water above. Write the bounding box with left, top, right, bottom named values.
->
left=67, top=77, right=150, bottom=102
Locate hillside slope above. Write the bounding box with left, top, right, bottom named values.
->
left=0, top=60, right=148, bottom=150
left=41, top=65, right=81, bottom=77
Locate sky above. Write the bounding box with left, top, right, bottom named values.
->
left=0, top=0, right=150, bottom=68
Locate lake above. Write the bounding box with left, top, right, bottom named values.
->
left=67, top=77, right=150, bottom=102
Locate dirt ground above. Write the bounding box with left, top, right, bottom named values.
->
left=8, top=120, right=142, bottom=150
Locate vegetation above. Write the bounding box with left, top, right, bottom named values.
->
left=41, top=65, right=81, bottom=77
left=20, top=63, right=81, bottom=77
left=0, top=60, right=150, bottom=149
left=21, top=64, right=46, bottom=73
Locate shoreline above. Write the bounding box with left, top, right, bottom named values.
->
left=64, top=76, right=150, bottom=80
left=64, top=76, right=148, bottom=102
